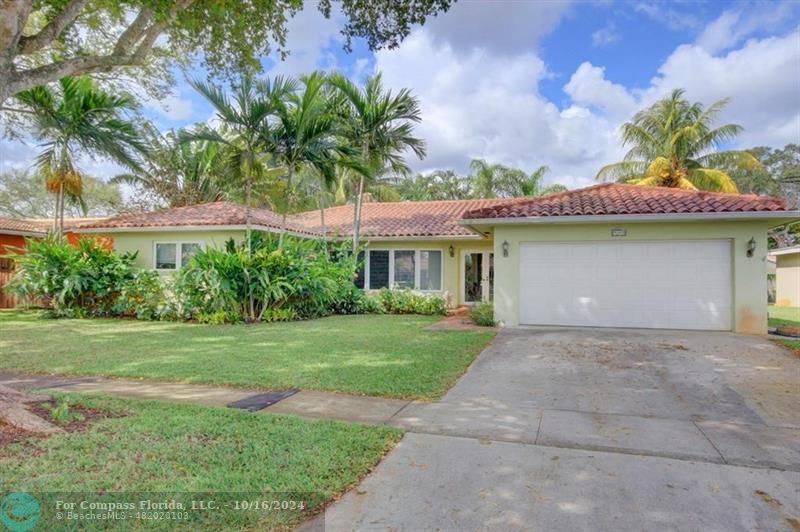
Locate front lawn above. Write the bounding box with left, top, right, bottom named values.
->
left=0, top=394, right=401, bottom=530
left=0, top=312, right=495, bottom=400
left=768, top=305, right=800, bottom=328
left=768, top=305, right=800, bottom=353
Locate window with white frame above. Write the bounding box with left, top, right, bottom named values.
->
left=154, top=241, right=203, bottom=270
left=365, top=249, right=443, bottom=291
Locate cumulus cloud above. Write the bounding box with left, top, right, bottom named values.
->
left=423, top=0, right=573, bottom=54
left=374, top=13, right=799, bottom=189
left=266, top=5, right=345, bottom=76
left=695, top=0, right=799, bottom=54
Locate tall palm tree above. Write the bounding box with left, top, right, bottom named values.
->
left=327, top=72, right=426, bottom=252
left=14, top=76, right=144, bottom=235
left=264, top=72, right=359, bottom=246
left=596, top=89, right=761, bottom=192
left=113, top=127, right=228, bottom=207
left=184, top=75, right=294, bottom=253
left=470, top=159, right=566, bottom=198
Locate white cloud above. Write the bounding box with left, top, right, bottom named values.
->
left=266, top=5, right=344, bottom=76
left=696, top=1, right=799, bottom=54
left=564, top=63, right=636, bottom=119
left=634, top=2, right=702, bottom=32
left=424, top=0, right=573, bottom=54
left=592, top=23, right=620, bottom=47
left=143, top=92, right=195, bottom=122
left=375, top=31, right=625, bottom=188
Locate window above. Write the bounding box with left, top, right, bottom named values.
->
left=364, top=249, right=443, bottom=291
left=419, top=251, right=442, bottom=290
left=393, top=250, right=415, bottom=288
left=368, top=250, right=390, bottom=289
left=154, top=242, right=203, bottom=271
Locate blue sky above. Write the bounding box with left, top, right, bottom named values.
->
left=3, top=0, right=799, bottom=189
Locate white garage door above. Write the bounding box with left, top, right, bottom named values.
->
left=519, top=240, right=732, bottom=330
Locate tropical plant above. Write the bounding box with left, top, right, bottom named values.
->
left=265, top=72, right=361, bottom=245
left=184, top=75, right=294, bottom=253
left=596, top=89, right=761, bottom=192
left=6, top=236, right=138, bottom=317
left=376, top=289, right=446, bottom=316
left=176, top=233, right=358, bottom=323
left=395, top=170, right=472, bottom=200
left=112, top=127, right=229, bottom=208
left=327, top=72, right=426, bottom=252
left=469, top=159, right=566, bottom=198
left=13, top=76, right=145, bottom=234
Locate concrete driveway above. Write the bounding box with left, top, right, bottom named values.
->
left=309, top=328, right=800, bottom=531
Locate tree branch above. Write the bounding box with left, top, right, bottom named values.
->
left=113, top=7, right=155, bottom=55
left=17, top=0, right=88, bottom=55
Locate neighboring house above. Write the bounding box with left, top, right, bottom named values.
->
left=8, top=183, right=800, bottom=334
left=769, top=246, right=800, bottom=307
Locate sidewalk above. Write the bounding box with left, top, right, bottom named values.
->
left=0, top=371, right=412, bottom=425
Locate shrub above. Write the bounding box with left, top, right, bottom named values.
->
left=8, top=236, right=137, bottom=317
left=377, top=289, right=447, bottom=316
left=176, top=233, right=359, bottom=323
left=115, top=270, right=165, bottom=320
left=469, top=302, right=495, bottom=327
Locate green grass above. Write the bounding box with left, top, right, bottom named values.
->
left=0, top=311, right=495, bottom=400
left=768, top=305, right=800, bottom=328
left=768, top=306, right=800, bottom=352
left=0, top=394, right=401, bottom=530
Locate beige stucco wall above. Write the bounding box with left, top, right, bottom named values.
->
left=363, top=238, right=492, bottom=307
left=775, top=253, right=800, bottom=307
left=492, top=220, right=771, bottom=334
left=111, top=230, right=246, bottom=271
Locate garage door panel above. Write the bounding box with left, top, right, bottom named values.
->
left=519, top=240, right=732, bottom=331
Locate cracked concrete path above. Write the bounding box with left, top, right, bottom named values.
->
left=307, top=327, right=800, bottom=531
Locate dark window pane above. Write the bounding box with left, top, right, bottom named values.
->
left=369, top=250, right=389, bottom=289
left=155, top=243, right=177, bottom=269
left=394, top=250, right=415, bottom=289
left=355, top=251, right=365, bottom=289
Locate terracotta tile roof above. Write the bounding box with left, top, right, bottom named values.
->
left=290, top=198, right=516, bottom=238
left=0, top=217, right=49, bottom=234
left=76, top=201, right=316, bottom=235
left=462, top=183, right=789, bottom=220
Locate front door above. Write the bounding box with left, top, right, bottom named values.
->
left=462, top=251, right=494, bottom=304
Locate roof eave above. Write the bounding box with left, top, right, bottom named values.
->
left=459, top=211, right=800, bottom=229
left=0, top=228, right=47, bottom=237
left=76, top=224, right=316, bottom=238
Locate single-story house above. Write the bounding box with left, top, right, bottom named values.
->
left=9, top=183, right=800, bottom=334
left=769, top=245, right=800, bottom=307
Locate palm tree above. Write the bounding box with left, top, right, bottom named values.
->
left=14, top=76, right=144, bottom=235
left=184, top=75, right=294, bottom=253
left=596, top=89, right=761, bottom=192
left=470, top=159, right=566, bottom=198
left=265, top=72, right=359, bottom=246
left=327, top=72, right=426, bottom=252
left=113, top=127, right=228, bottom=207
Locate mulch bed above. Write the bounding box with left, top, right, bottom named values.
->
left=0, top=401, right=121, bottom=448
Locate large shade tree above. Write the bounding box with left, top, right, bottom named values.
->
left=327, top=72, right=426, bottom=252
left=0, top=0, right=454, bottom=104
left=596, top=89, right=761, bottom=192
left=14, top=76, right=144, bottom=234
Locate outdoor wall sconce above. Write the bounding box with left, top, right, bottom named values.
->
left=747, top=237, right=757, bottom=257
left=448, top=245, right=454, bottom=258
left=502, top=240, right=510, bottom=257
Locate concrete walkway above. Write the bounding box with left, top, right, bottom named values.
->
left=0, top=372, right=412, bottom=425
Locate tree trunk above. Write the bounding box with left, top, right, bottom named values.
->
left=351, top=175, right=365, bottom=253
left=279, top=167, right=294, bottom=249
left=59, top=182, right=66, bottom=237
left=53, top=186, right=60, bottom=234
left=0, top=384, right=63, bottom=435
left=319, top=191, right=327, bottom=246
left=245, top=175, right=252, bottom=255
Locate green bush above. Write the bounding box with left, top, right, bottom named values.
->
left=176, top=233, right=358, bottom=323
left=8, top=236, right=137, bottom=317
left=469, top=302, right=495, bottom=326
left=377, top=289, right=446, bottom=316
left=115, top=270, right=165, bottom=320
